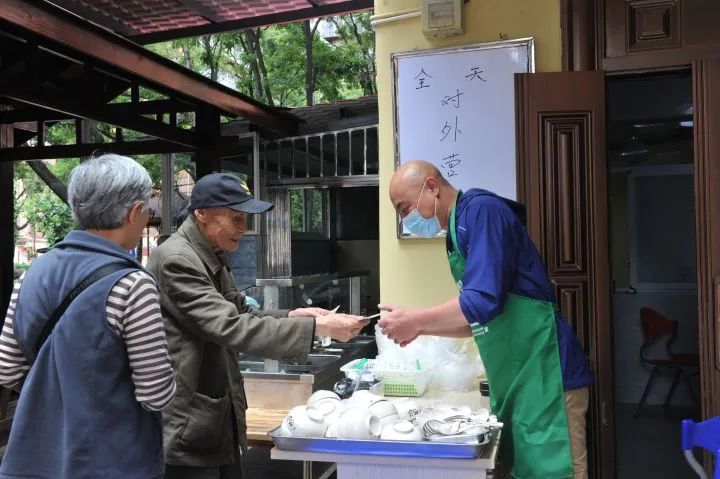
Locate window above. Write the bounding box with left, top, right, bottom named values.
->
left=628, top=165, right=696, bottom=291
left=290, top=188, right=329, bottom=237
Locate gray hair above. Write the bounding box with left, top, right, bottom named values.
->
left=68, top=154, right=152, bottom=230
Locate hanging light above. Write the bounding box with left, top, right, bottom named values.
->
left=618, top=135, right=651, bottom=157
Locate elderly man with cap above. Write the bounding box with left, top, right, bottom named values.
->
left=148, top=173, right=368, bottom=479
left=379, top=161, right=592, bottom=479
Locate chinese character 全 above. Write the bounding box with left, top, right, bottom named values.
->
left=415, top=68, right=432, bottom=89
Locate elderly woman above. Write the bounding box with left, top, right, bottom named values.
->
left=0, top=154, right=176, bottom=479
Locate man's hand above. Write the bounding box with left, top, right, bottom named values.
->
left=289, top=307, right=332, bottom=318
left=377, top=304, right=422, bottom=347
left=315, top=314, right=369, bottom=342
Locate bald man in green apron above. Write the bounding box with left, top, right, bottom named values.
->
left=380, top=161, right=593, bottom=479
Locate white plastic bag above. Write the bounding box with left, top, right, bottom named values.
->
left=374, top=325, right=485, bottom=392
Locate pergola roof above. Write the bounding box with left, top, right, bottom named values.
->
left=47, top=0, right=373, bottom=44
left=1, top=0, right=318, bottom=167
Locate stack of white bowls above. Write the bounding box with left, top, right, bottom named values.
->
left=278, top=389, right=423, bottom=441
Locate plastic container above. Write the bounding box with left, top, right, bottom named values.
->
left=340, top=358, right=376, bottom=382
left=373, top=359, right=432, bottom=397
left=341, top=358, right=433, bottom=397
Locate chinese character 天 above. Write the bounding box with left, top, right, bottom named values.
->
left=466, top=67, right=487, bottom=82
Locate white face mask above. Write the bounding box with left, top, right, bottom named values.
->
left=401, top=180, right=441, bottom=238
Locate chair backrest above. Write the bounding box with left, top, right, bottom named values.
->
left=640, top=307, right=678, bottom=358
left=682, top=418, right=720, bottom=479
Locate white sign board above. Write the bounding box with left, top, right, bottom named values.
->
left=392, top=39, right=534, bottom=237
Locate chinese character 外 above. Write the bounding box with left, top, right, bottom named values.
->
left=440, top=117, right=462, bottom=142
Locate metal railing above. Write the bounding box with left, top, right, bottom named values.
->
left=262, top=125, right=378, bottom=187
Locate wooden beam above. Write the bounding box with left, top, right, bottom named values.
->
left=0, top=140, right=192, bottom=162
left=132, top=0, right=372, bottom=44
left=194, top=107, right=222, bottom=178
left=14, top=128, right=35, bottom=146
left=2, top=135, right=245, bottom=162
left=560, top=0, right=598, bottom=72
left=0, top=0, right=298, bottom=133
left=0, top=105, right=13, bottom=317
left=4, top=88, right=199, bottom=148
left=0, top=100, right=198, bottom=124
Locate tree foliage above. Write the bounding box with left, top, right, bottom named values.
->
left=147, top=12, right=375, bottom=107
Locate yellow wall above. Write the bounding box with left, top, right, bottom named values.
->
left=376, top=0, right=562, bottom=306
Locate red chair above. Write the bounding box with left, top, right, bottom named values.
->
left=634, top=307, right=699, bottom=418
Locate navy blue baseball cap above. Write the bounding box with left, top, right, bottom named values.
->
left=189, top=173, right=273, bottom=214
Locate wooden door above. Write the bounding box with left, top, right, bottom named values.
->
left=515, top=71, right=613, bottom=478
left=0, top=105, right=13, bottom=316
left=694, top=60, right=720, bottom=435
left=601, top=0, right=720, bottom=71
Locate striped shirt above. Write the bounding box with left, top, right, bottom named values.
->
left=0, top=271, right=176, bottom=412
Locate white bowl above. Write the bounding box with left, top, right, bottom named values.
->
left=314, top=398, right=342, bottom=416
left=368, top=400, right=398, bottom=420
left=392, top=398, right=421, bottom=420
left=322, top=400, right=346, bottom=427
left=380, top=420, right=422, bottom=441
left=285, top=405, right=327, bottom=437
left=325, top=422, right=339, bottom=438
left=336, top=409, right=382, bottom=440
left=278, top=417, right=293, bottom=436
left=346, top=390, right=384, bottom=409
left=308, top=390, right=341, bottom=406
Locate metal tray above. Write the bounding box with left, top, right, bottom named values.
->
left=269, top=426, right=492, bottom=459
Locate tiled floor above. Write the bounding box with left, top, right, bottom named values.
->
left=615, top=402, right=700, bottom=479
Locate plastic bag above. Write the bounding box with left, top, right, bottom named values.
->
left=374, top=325, right=485, bottom=392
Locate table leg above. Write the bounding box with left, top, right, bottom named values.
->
left=318, top=463, right=337, bottom=479
left=302, top=461, right=312, bottom=479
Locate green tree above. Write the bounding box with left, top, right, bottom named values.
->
left=14, top=157, right=78, bottom=247
left=330, top=13, right=376, bottom=96
left=146, top=12, right=376, bottom=107
left=22, top=190, right=75, bottom=246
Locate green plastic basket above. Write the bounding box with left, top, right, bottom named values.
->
left=382, top=378, right=424, bottom=397
left=373, top=359, right=430, bottom=397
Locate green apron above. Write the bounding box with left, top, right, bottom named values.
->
left=447, top=196, right=573, bottom=479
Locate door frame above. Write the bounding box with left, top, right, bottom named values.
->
left=692, top=59, right=720, bottom=462
left=602, top=65, right=710, bottom=476
left=516, top=64, right=713, bottom=478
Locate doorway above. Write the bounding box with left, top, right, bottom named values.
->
left=607, top=71, right=700, bottom=478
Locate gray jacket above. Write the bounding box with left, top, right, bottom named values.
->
left=147, top=217, right=314, bottom=467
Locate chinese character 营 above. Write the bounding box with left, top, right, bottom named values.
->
left=440, top=153, right=462, bottom=177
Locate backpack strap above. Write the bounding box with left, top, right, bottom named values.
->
left=34, top=262, right=135, bottom=356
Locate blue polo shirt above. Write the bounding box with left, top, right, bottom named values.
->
left=449, top=189, right=593, bottom=391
